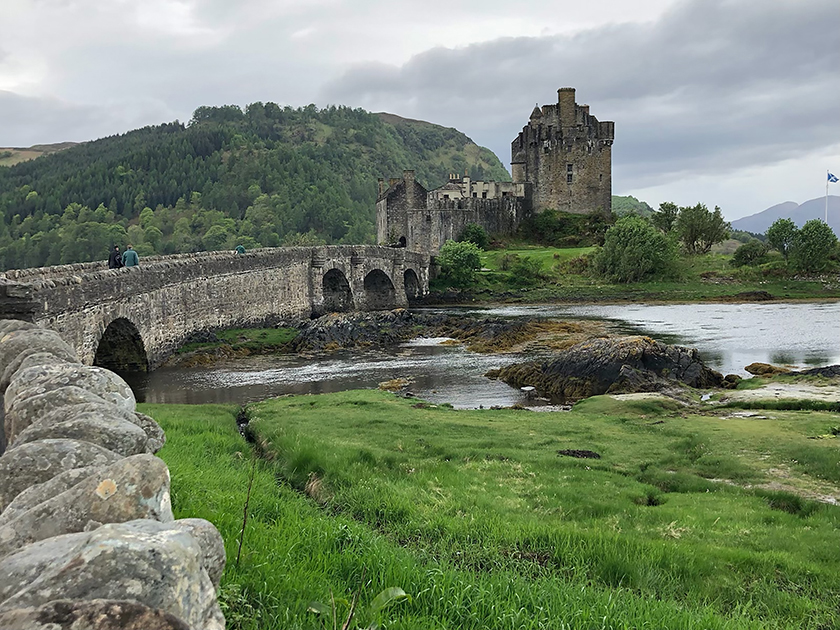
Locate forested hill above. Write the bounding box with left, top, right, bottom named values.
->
left=0, top=103, right=509, bottom=270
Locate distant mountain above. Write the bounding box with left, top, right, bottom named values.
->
left=731, top=196, right=840, bottom=235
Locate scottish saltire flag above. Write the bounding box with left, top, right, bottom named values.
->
left=829, top=172, right=839, bottom=183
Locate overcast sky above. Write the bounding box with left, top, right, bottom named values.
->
left=1, top=0, right=838, bottom=220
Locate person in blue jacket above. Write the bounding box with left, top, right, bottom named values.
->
left=122, top=244, right=140, bottom=267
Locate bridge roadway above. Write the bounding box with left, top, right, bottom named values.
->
left=0, top=245, right=430, bottom=371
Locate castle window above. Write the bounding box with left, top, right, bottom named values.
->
left=566, top=163, right=573, bottom=173
left=567, top=173, right=573, bottom=184
left=443, top=194, right=449, bottom=199
left=482, top=192, right=487, bottom=198
left=472, top=192, right=477, bottom=198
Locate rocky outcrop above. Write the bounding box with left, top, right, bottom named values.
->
left=0, top=319, right=225, bottom=629
left=491, top=336, right=725, bottom=402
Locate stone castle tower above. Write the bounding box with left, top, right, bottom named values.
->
left=511, top=87, right=614, bottom=214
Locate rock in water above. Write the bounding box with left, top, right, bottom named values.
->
left=494, top=336, right=724, bottom=401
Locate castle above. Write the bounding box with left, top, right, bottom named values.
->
left=376, top=87, right=614, bottom=255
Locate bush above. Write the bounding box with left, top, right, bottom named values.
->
left=458, top=223, right=489, bottom=250
left=507, top=256, right=548, bottom=286
left=436, top=240, right=482, bottom=287
left=790, top=219, right=837, bottom=273
left=730, top=240, right=768, bottom=267
left=592, top=215, right=679, bottom=283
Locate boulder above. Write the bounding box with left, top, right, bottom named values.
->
left=745, top=362, right=791, bottom=376
left=0, top=466, right=100, bottom=527
left=5, top=386, right=124, bottom=446
left=3, top=352, right=81, bottom=395
left=134, top=411, right=166, bottom=453
left=0, top=320, right=38, bottom=337
left=173, top=518, right=227, bottom=589
left=0, top=599, right=191, bottom=630
left=10, top=413, right=149, bottom=456
left=0, top=329, right=77, bottom=392
left=0, top=519, right=225, bottom=630
left=9, top=400, right=164, bottom=454
left=0, top=454, right=173, bottom=559
left=494, top=336, right=725, bottom=402
left=0, top=438, right=120, bottom=512
left=5, top=363, right=135, bottom=414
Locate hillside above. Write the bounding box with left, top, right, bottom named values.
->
left=0, top=142, right=78, bottom=167
left=731, top=196, right=840, bottom=235
left=0, top=104, right=510, bottom=270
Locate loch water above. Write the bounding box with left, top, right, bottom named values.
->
left=128, top=301, right=840, bottom=409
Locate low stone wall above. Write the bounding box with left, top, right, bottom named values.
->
left=0, top=319, right=225, bottom=629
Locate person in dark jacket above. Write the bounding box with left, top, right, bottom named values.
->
left=122, top=244, right=139, bottom=267
left=108, top=245, right=123, bottom=269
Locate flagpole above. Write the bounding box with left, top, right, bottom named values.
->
left=827, top=170, right=830, bottom=223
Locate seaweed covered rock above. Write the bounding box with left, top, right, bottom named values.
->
left=492, top=336, right=724, bottom=401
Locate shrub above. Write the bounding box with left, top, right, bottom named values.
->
left=497, top=252, right=520, bottom=271
left=730, top=240, right=769, bottom=267
left=592, top=215, right=679, bottom=283
left=790, top=219, right=837, bottom=273
left=436, top=240, right=482, bottom=287
left=508, top=256, right=548, bottom=286
left=458, top=223, right=489, bottom=250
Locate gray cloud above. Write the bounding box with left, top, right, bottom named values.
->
left=321, top=0, right=840, bottom=191
left=0, top=91, right=172, bottom=146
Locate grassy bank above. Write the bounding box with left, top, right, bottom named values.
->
left=146, top=390, right=840, bottom=629
left=435, top=245, right=840, bottom=303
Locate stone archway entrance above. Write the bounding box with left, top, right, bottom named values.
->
left=322, top=268, right=353, bottom=313
left=404, top=268, right=421, bottom=304
left=363, top=269, right=396, bottom=310
left=93, top=318, right=148, bottom=373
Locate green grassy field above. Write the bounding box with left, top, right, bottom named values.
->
left=146, top=390, right=840, bottom=629
left=175, top=327, right=298, bottom=354
left=460, top=245, right=840, bottom=303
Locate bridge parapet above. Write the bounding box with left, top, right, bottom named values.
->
left=0, top=246, right=429, bottom=369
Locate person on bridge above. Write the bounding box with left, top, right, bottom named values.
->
left=122, top=244, right=140, bottom=267
left=234, top=244, right=246, bottom=255
left=108, top=245, right=123, bottom=269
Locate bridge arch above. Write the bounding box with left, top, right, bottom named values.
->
left=363, top=269, right=396, bottom=310
left=93, top=317, right=149, bottom=373
left=322, top=268, right=353, bottom=313
left=404, top=268, right=422, bottom=303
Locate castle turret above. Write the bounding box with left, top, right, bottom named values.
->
left=512, top=87, right=613, bottom=215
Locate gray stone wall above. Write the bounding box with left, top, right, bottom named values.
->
left=511, top=87, right=614, bottom=215
left=0, top=319, right=226, bottom=629
left=0, top=246, right=429, bottom=370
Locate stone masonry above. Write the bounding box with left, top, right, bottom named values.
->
left=0, top=246, right=428, bottom=370
left=511, top=87, right=614, bottom=215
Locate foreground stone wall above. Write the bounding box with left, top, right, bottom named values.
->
left=0, top=246, right=429, bottom=369
left=0, top=319, right=226, bottom=629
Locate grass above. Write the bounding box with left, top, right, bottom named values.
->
left=146, top=390, right=840, bottom=629
left=176, top=327, right=298, bottom=354
left=444, top=245, right=840, bottom=303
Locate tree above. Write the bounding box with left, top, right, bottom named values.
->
left=436, top=240, right=482, bottom=287
left=651, top=201, right=679, bottom=233
left=675, top=203, right=730, bottom=254
left=765, top=218, right=797, bottom=261
left=790, top=219, right=837, bottom=273
left=730, top=240, right=768, bottom=267
left=593, top=215, right=678, bottom=283
left=458, top=223, right=489, bottom=249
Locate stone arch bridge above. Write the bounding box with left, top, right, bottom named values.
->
left=0, top=246, right=429, bottom=371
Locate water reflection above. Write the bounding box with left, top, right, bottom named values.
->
left=132, top=301, right=840, bottom=407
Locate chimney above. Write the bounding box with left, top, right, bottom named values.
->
left=558, top=87, right=576, bottom=128
left=403, top=170, right=416, bottom=208
left=377, top=178, right=385, bottom=196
